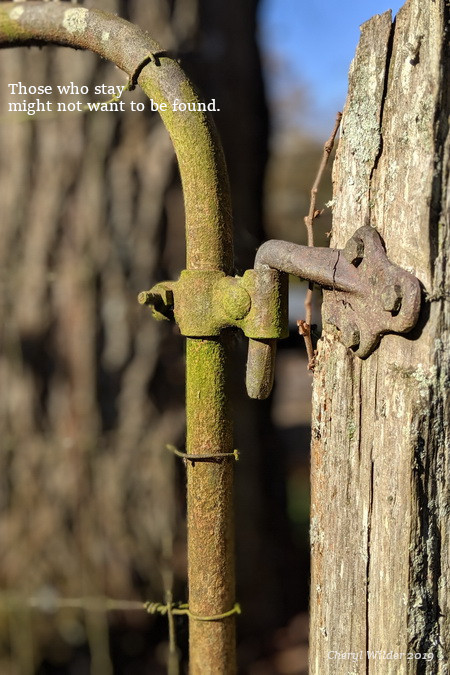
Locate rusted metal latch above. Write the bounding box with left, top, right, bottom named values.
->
left=139, top=225, right=421, bottom=399
left=247, top=225, right=421, bottom=398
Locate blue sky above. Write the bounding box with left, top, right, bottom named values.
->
left=259, top=1, right=403, bottom=134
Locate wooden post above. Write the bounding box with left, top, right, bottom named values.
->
left=310, top=1, right=449, bottom=672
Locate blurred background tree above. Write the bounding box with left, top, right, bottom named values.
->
left=0, top=0, right=331, bottom=672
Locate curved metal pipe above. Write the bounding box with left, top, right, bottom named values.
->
left=0, top=2, right=233, bottom=272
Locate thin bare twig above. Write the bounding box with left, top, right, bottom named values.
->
left=299, top=111, right=342, bottom=370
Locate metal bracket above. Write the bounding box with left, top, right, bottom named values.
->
left=138, top=268, right=288, bottom=339
left=139, top=225, right=421, bottom=400
left=246, top=225, right=421, bottom=399
left=255, top=225, right=421, bottom=356
left=323, top=227, right=421, bottom=355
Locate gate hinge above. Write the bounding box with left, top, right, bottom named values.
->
left=139, top=226, right=421, bottom=400
left=245, top=224, right=421, bottom=398
left=138, top=268, right=289, bottom=339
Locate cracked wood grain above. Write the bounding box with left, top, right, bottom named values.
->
left=310, top=1, right=449, bottom=673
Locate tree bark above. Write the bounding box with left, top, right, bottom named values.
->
left=310, top=1, right=449, bottom=672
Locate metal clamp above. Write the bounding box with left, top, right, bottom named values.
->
left=138, top=268, right=288, bottom=339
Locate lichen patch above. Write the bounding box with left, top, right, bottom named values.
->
left=9, top=6, right=24, bottom=20
left=62, top=8, right=88, bottom=34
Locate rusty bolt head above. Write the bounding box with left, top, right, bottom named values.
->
left=340, top=323, right=360, bottom=348
left=381, top=285, right=402, bottom=312
left=343, top=237, right=364, bottom=266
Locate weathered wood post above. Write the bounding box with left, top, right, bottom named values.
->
left=310, top=1, right=449, bottom=672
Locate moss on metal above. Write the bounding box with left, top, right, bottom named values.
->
left=138, top=73, right=233, bottom=272
left=0, top=8, right=33, bottom=40
left=158, top=269, right=286, bottom=338
left=185, top=337, right=235, bottom=674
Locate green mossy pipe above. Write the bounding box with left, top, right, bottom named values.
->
left=186, top=337, right=235, bottom=674
left=0, top=4, right=236, bottom=672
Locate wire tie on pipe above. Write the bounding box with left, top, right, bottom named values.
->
left=0, top=593, right=241, bottom=621
left=165, top=444, right=239, bottom=464
left=144, top=600, right=241, bottom=622
left=129, top=50, right=177, bottom=90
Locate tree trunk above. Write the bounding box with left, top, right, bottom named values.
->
left=310, top=1, right=449, bottom=672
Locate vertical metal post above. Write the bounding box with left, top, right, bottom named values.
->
left=186, top=338, right=235, bottom=673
